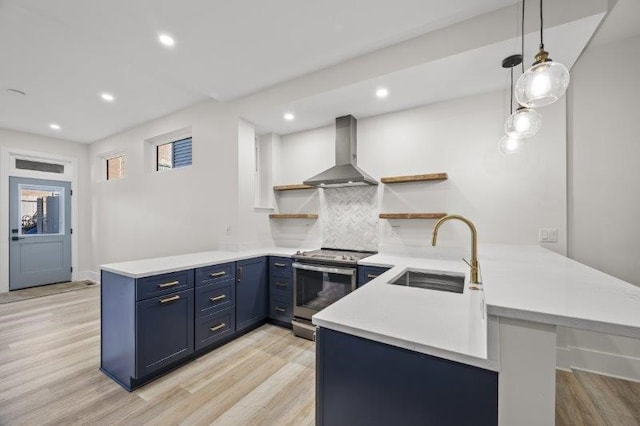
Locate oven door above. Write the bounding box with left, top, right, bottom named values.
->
left=293, top=262, right=357, bottom=320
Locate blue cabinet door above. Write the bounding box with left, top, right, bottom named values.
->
left=236, top=257, right=267, bottom=332
left=136, top=288, right=194, bottom=378
left=316, top=328, right=498, bottom=426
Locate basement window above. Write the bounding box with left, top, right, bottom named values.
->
left=106, top=155, right=125, bottom=180
left=156, top=137, right=192, bottom=171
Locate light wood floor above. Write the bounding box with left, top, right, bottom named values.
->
left=0, top=286, right=638, bottom=425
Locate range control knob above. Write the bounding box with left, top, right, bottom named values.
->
left=342, top=255, right=347, bottom=260
left=296, top=250, right=302, bottom=255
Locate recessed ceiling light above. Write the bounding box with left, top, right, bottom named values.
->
left=100, top=92, right=115, bottom=102
left=49, top=123, right=61, bottom=130
left=376, top=88, right=389, bottom=99
left=158, top=33, right=175, bottom=48
left=284, top=112, right=295, bottom=121
left=7, top=88, right=26, bottom=96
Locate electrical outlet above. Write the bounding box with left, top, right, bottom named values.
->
left=390, top=225, right=400, bottom=236
left=225, top=225, right=232, bottom=235
left=538, top=228, right=558, bottom=243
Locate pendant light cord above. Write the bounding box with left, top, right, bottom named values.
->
left=522, top=0, right=525, bottom=72
left=510, top=67, right=514, bottom=114
left=539, top=0, right=544, bottom=49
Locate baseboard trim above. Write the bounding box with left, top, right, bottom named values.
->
left=557, top=346, right=640, bottom=382
left=78, top=270, right=100, bottom=284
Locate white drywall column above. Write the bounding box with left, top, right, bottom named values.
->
left=499, top=318, right=557, bottom=425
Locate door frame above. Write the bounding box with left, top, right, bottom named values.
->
left=0, top=147, right=79, bottom=293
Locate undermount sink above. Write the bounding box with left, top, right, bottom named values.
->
left=388, top=269, right=465, bottom=294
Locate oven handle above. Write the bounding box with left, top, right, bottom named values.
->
left=292, top=262, right=356, bottom=276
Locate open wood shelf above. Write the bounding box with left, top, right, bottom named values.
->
left=269, top=214, right=318, bottom=219
left=273, top=184, right=315, bottom=191
left=379, top=213, right=447, bottom=220
left=380, top=173, right=448, bottom=184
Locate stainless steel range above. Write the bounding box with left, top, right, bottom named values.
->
left=291, top=248, right=375, bottom=340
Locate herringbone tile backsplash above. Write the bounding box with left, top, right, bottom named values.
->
left=321, top=186, right=379, bottom=251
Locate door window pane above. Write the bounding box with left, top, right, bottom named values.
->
left=19, top=185, right=65, bottom=235
left=106, top=155, right=125, bottom=180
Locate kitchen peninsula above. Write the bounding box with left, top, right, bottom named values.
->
left=99, top=245, right=640, bottom=425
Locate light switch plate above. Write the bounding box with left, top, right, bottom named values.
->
left=539, top=228, right=558, bottom=243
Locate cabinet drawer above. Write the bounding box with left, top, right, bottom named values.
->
left=195, top=307, right=236, bottom=351
left=195, top=262, right=236, bottom=287
left=358, top=265, right=391, bottom=286
left=269, top=297, right=292, bottom=323
left=270, top=274, right=292, bottom=298
left=269, top=257, right=292, bottom=277
left=195, top=281, right=234, bottom=318
left=136, top=270, right=194, bottom=301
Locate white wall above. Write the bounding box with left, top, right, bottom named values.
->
left=559, top=34, right=640, bottom=381
left=276, top=90, right=567, bottom=255
left=0, top=129, right=92, bottom=289
left=88, top=100, right=241, bottom=270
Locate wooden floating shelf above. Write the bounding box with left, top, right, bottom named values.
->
left=269, top=214, right=318, bottom=219
left=379, top=213, right=447, bottom=220
left=380, top=173, right=448, bottom=184
left=273, top=184, right=315, bottom=191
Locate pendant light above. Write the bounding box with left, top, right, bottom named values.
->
left=506, top=0, right=542, bottom=138
left=515, top=0, right=570, bottom=108
left=500, top=54, right=527, bottom=155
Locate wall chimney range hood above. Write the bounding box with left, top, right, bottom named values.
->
left=303, top=115, right=378, bottom=188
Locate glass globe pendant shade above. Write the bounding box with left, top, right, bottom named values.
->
left=515, top=57, right=570, bottom=108
left=499, top=134, right=526, bottom=155
left=505, top=107, right=542, bottom=138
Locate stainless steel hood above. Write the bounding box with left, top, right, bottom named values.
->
left=303, top=115, right=378, bottom=188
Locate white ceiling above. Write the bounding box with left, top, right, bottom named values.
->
left=589, top=0, right=640, bottom=47
left=246, top=14, right=605, bottom=136
left=0, top=0, right=520, bottom=143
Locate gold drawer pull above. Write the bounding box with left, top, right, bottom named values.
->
left=210, top=323, right=226, bottom=332
left=210, top=295, right=226, bottom=302
left=159, top=295, right=180, bottom=304
left=367, top=274, right=379, bottom=279
left=210, top=271, right=226, bottom=278
left=274, top=262, right=286, bottom=267
left=158, top=280, right=179, bottom=288
left=275, top=307, right=286, bottom=313
left=276, top=281, right=288, bottom=287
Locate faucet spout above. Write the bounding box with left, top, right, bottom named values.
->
left=431, top=214, right=480, bottom=285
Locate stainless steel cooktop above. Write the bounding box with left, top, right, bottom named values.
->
left=292, top=248, right=376, bottom=266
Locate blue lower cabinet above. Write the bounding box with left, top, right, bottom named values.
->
left=236, top=257, right=268, bottom=332
left=268, top=256, right=293, bottom=324
left=269, top=296, right=292, bottom=323
left=195, top=307, right=236, bottom=350
left=316, top=327, right=498, bottom=426
left=136, top=288, right=194, bottom=379
left=357, top=265, right=391, bottom=287
left=195, top=280, right=234, bottom=317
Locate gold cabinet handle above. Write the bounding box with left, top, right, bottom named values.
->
left=158, top=280, right=179, bottom=288
left=210, top=295, right=226, bottom=302
left=210, top=323, right=226, bottom=332
left=275, top=307, right=286, bottom=313
left=367, top=274, right=379, bottom=279
left=274, top=262, right=286, bottom=267
left=276, top=281, right=288, bottom=287
left=210, top=271, right=226, bottom=278
left=159, top=295, right=180, bottom=304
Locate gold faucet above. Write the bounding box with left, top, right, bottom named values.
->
left=431, top=215, right=481, bottom=287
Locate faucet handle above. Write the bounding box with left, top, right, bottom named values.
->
left=462, top=258, right=472, bottom=268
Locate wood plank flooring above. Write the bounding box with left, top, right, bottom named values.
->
left=0, top=287, right=314, bottom=425
left=0, top=285, right=638, bottom=425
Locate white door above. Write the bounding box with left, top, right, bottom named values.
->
left=9, top=177, right=72, bottom=290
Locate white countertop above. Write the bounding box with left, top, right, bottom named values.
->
left=100, top=247, right=301, bottom=278
left=100, top=244, right=640, bottom=368
left=312, top=256, right=496, bottom=370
